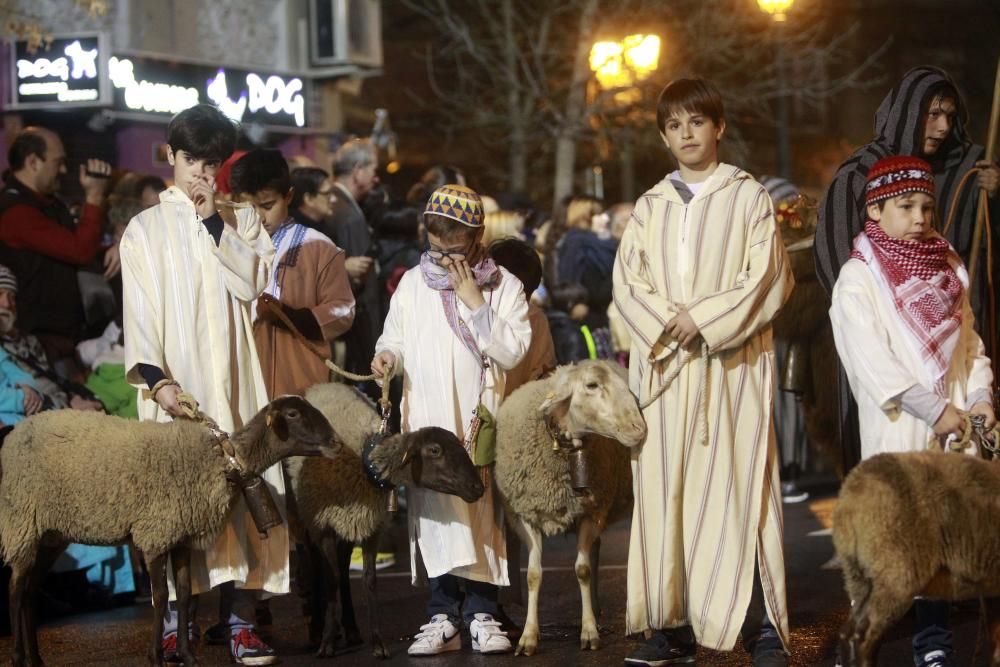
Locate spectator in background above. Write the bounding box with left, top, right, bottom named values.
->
left=374, top=204, right=423, bottom=320
left=0, top=127, right=111, bottom=379
left=547, top=282, right=601, bottom=365
left=405, top=164, right=466, bottom=206
left=289, top=167, right=336, bottom=233
left=606, top=202, right=633, bottom=242
left=0, top=264, right=104, bottom=413
left=482, top=210, right=525, bottom=247
left=135, top=175, right=167, bottom=209
left=328, top=139, right=381, bottom=379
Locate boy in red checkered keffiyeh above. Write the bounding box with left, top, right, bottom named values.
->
left=830, top=154, right=996, bottom=667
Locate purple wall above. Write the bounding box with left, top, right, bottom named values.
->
left=115, top=124, right=173, bottom=180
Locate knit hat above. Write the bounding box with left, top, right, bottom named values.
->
left=864, top=156, right=935, bottom=205
left=424, top=184, right=485, bottom=228
left=0, top=265, right=16, bottom=293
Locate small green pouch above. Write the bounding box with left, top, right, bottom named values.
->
left=472, top=402, right=497, bottom=466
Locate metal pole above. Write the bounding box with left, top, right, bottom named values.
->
left=621, top=126, right=635, bottom=202
left=775, top=26, right=791, bottom=179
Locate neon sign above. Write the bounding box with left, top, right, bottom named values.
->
left=10, top=35, right=106, bottom=107
left=110, top=57, right=308, bottom=128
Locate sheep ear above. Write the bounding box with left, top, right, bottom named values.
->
left=539, top=369, right=574, bottom=417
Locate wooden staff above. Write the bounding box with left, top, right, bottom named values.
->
left=968, top=56, right=1000, bottom=284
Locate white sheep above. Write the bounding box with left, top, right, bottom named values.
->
left=493, top=360, right=647, bottom=656
left=288, top=382, right=485, bottom=659
left=0, top=395, right=338, bottom=667
left=834, top=450, right=1000, bottom=667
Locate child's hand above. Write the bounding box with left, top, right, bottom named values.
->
left=188, top=175, right=217, bottom=219
left=256, top=293, right=281, bottom=321
left=970, top=401, right=997, bottom=429
left=933, top=403, right=967, bottom=438
left=976, top=160, right=999, bottom=197
left=19, top=385, right=42, bottom=415
left=666, top=306, right=701, bottom=348
left=448, top=259, right=486, bottom=310
left=371, top=351, right=396, bottom=378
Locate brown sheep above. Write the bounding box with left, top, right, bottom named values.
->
left=834, top=451, right=1000, bottom=666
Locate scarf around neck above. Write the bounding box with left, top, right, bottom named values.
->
left=419, top=252, right=501, bottom=365
left=850, top=219, right=965, bottom=393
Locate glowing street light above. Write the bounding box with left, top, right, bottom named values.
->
left=589, top=34, right=660, bottom=90
left=758, top=0, right=794, bottom=178
left=757, top=0, right=794, bottom=22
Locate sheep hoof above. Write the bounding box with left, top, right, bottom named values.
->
left=580, top=626, right=600, bottom=651
left=371, top=639, right=390, bottom=660
left=515, top=635, right=538, bottom=656
left=315, top=639, right=337, bottom=658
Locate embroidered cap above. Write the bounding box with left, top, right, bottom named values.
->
left=0, top=264, right=16, bottom=293
left=424, top=184, right=485, bottom=228
left=865, top=156, right=935, bottom=205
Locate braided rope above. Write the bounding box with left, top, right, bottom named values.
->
left=640, top=340, right=710, bottom=446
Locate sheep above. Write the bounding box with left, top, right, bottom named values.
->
left=287, top=381, right=485, bottom=659
left=834, top=450, right=1000, bottom=666
left=0, top=395, right=338, bottom=667
left=493, top=360, right=647, bottom=656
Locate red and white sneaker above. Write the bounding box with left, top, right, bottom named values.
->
left=230, top=627, right=279, bottom=665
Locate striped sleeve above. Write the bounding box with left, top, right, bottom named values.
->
left=611, top=202, right=677, bottom=362
left=686, top=187, right=793, bottom=353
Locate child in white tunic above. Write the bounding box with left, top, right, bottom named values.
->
left=372, top=184, right=531, bottom=656
left=830, top=155, right=995, bottom=667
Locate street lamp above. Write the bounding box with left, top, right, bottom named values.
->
left=758, top=0, right=793, bottom=178
left=588, top=34, right=661, bottom=200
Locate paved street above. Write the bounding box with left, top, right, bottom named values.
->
left=1, top=487, right=994, bottom=666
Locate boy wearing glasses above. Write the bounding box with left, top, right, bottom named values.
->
left=372, top=184, right=531, bottom=656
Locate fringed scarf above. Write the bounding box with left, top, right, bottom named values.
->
left=418, top=252, right=501, bottom=366
left=850, top=220, right=966, bottom=394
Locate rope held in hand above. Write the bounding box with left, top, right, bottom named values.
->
left=261, top=299, right=392, bottom=412
left=639, top=340, right=710, bottom=446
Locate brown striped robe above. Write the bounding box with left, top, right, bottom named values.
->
left=613, top=164, right=793, bottom=650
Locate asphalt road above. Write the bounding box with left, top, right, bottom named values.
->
left=1, top=487, right=994, bottom=666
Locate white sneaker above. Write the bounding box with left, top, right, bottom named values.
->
left=469, top=613, right=512, bottom=654
left=407, top=614, right=461, bottom=656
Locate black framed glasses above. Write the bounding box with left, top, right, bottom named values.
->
left=425, top=247, right=469, bottom=262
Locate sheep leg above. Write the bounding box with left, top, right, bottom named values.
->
left=304, top=534, right=324, bottom=647
left=575, top=517, right=601, bottom=651
left=851, top=584, right=912, bottom=667
left=170, top=546, right=198, bottom=666
left=145, top=552, right=169, bottom=667
left=361, top=534, right=389, bottom=659
left=589, top=536, right=602, bottom=619
left=8, top=559, right=30, bottom=667
left=22, top=543, right=66, bottom=666
left=335, top=538, right=363, bottom=646
left=315, top=532, right=344, bottom=658
left=512, top=518, right=543, bottom=656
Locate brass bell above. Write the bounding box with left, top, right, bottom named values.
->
left=242, top=474, right=283, bottom=539
left=780, top=338, right=810, bottom=395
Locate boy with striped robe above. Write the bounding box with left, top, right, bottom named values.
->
left=614, top=78, right=794, bottom=667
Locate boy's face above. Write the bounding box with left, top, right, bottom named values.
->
left=168, top=148, right=222, bottom=201
left=303, top=178, right=336, bottom=218
left=425, top=229, right=482, bottom=267
left=921, top=96, right=957, bottom=156
left=867, top=192, right=936, bottom=242
left=239, top=188, right=293, bottom=236
left=659, top=109, right=725, bottom=171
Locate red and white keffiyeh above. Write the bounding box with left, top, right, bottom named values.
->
left=850, top=219, right=966, bottom=394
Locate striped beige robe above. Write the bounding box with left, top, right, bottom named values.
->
left=121, top=187, right=289, bottom=597
left=613, top=164, right=793, bottom=650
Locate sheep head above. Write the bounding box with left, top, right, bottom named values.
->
left=539, top=360, right=647, bottom=447
left=370, top=427, right=485, bottom=503
left=234, top=396, right=342, bottom=474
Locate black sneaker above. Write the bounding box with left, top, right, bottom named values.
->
left=753, top=647, right=787, bottom=667
left=204, top=621, right=229, bottom=645
left=917, top=649, right=955, bottom=667
left=230, top=627, right=279, bottom=665
left=624, top=629, right=696, bottom=665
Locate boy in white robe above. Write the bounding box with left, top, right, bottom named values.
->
left=830, top=155, right=995, bottom=667
left=615, top=78, right=793, bottom=667
left=121, top=104, right=280, bottom=666
left=372, top=184, right=531, bottom=656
